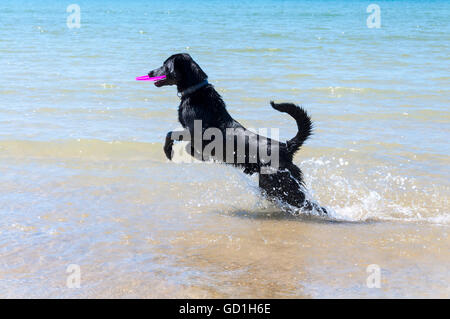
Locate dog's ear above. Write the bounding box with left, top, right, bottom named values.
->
left=189, top=59, right=207, bottom=82
left=172, top=54, right=207, bottom=84
left=171, top=54, right=188, bottom=80
left=164, top=57, right=178, bottom=80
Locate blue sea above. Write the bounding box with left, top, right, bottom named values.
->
left=0, top=0, right=449, bottom=298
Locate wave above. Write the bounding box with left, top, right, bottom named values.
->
left=169, top=149, right=450, bottom=226
left=327, top=110, right=450, bottom=123
left=277, top=86, right=398, bottom=95
left=296, top=156, right=449, bottom=225
left=0, top=106, right=174, bottom=120
left=0, top=139, right=165, bottom=161
left=259, top=32, right=285, bottom=38
left=171, top=145, right=450, bottom=226
left=224, top=47, right=282, bottom=53
left=0, top=139, right=448, bottom=226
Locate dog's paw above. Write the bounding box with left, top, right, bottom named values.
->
left=163, top=141, right=174, bottom=160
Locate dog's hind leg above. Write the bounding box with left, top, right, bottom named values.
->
left=259, top=170, right=327, bottom=215
left=259, top=170, right=305, bottom=205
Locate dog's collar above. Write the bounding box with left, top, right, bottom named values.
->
left=178, top=79, right=209, bottom=99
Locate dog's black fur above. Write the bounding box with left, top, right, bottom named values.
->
left=148, top=53, right=327, bottom=214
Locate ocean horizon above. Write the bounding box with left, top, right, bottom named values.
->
left=0, top=0, right=449, bottom=298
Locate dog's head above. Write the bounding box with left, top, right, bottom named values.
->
left=148, top=53, right=207, bottom=90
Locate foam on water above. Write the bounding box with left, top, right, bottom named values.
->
left=299, top=156, right=449, bottom=225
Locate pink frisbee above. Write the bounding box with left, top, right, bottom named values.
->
left=136, top=75, right=166, bottom=81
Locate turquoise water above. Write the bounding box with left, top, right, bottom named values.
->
left=0, top=0, right=449, bottom=298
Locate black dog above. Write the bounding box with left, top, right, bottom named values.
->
left=148, top=53, right=327, bottom=214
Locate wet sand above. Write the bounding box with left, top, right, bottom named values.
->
left=1, top=191, right=448, bottom=298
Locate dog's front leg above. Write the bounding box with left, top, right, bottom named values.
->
left=164, top=129, right=190, bottom=160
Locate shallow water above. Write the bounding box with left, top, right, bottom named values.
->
left=0, top=0, right=449, bottom=298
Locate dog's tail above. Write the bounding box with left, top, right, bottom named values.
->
left=270, top=101, right=312, bottom=156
